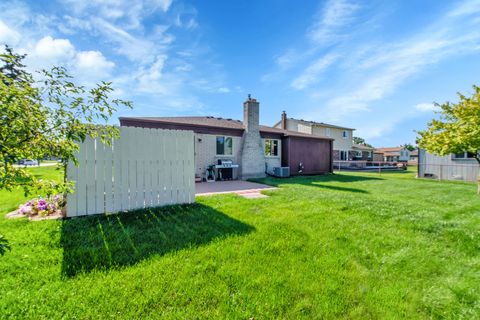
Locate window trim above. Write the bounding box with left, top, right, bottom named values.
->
left=264, top=139, right=280, bottom=157
left=452, top=151, right=477, bottom=160
left=325, top=127, right=331, bottom=137
left=342, top=130, right=348, bottom=139
left=216, top=136, right=234, bottom=156
left=340, top=150, right=348, bottom=161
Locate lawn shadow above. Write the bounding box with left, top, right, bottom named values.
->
left=252, top=173, right=383, bottom=194
left=308, top=183, right=369, bottom=193
left=60, top=203, right=254, bottom=277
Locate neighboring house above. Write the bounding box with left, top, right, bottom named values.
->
left=120, top=96, right=334, bottom=180
left=273, top=112, right=355, bottom=161
left=373, top=151, right=384, bottom=162
left=375, top=147, right=410, bottom=162
left=408, top=149, right=418, bottom=165
left=418, top=149, right=479, bottom=182
left=351, top=144, right=375, bottom=161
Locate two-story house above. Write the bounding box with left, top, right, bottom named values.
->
left=273, top=112, right=355, bottom=161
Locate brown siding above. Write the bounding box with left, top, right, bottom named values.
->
left=284, top=137, right=332, bottom=175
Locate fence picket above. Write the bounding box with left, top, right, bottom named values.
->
left=105, top=139, right=114, bottom=213
left=85, top=137, right=96, bottom=215
left=113, top=133, right=122, bottom=212
left=76, top=139, right=88, bottom=216
left=120, top=127, right=130, bottom=211
left=95, top=139, right=106, bottom=214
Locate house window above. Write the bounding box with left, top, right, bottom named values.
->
left=325, top=128, right=331, bottom=137
left=368, top=151, right=372, bottom=158
left=342, top=130, right=348, bottom=139
left=355, top=151, right=362, bottom=157
left=216, top=136, right=233, bottom=155
left=340, top=150, right=348, bottom=161
left=452, top=152, right=476, bottom=159
left=264, top=139, right=279, bottom=156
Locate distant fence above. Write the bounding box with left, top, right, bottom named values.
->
left=418, top=163, right=479, bottom=182
left=66, top=127, right=195, bottom=217
left=418, top=149, right=479, bottom=182
left=333, top=160, right=407, bottom=173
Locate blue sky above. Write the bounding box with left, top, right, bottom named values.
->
left=1, top=0, right=480, bottom=147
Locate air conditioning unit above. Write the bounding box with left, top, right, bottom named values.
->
left=273, top=167, right=290, bottom=178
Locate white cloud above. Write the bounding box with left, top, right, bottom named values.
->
left=0, top=20, right=21, bottom=45
left=217, top=87, right=230, bottom=93
left=76, top=50, right=115, bottom=73
left=414, top=103, right=438, bottom=112
left=291, top=53, right=338, bottom=90
left=308, top=0, right=360, bottom=44
left=448, top=0, right=480, bottom=17
left=0, top=0, right=229, bottom=115
left=33, top=36, right=75, bottom=62
left=315, top=1, right=480, bottom=118
left=61, top=0, right=173, bottom=30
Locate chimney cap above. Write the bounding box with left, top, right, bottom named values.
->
left=246, top=94, right=257, bottom=102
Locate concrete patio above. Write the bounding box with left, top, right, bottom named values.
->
left=195, top=180, right=277, bottom=198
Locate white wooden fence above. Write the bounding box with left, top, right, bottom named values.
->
left=66, top=127, right=195, bottom=217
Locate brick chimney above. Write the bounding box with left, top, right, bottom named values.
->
left=240, top=95, right=266, bottom=179
left=281, top=111, right=287, bottom=129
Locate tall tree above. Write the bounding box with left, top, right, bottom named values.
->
left=0, top=47, right=132, bottom=196
left=418, top=85, right=480, bottom=194
left=353, top=136, right=373, bottom=148
left=0, top=45, right=28, bottom=83
left=403, top=143, right=416, bottom=151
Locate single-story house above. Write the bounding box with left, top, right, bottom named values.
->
left=375, top=146, right=411, bottom=162
left=120, top=96, right=334, bottom=180
left=273, top=112, right=355, bottom=161
left=351, top=144, right=375, bottom=161
left=418, top=149, right=479, bottom=182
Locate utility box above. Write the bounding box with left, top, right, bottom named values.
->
left=273, top=167, right=290, bottom=178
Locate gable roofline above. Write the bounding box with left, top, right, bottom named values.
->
left=287, top=117, right=355, bottom=131
left=119, top=116, right=334, bottom=141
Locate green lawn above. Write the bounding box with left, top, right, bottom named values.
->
left=1, top=166, right=479, bottom=319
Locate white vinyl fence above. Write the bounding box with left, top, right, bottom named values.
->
left=66, top=127, right=195, bottom=217
left=418, top=149, right=479, bottom=182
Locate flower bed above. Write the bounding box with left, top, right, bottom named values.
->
left=14, top=195, right=65, bottom=219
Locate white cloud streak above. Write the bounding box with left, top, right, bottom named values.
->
left=414, top=103, right=438, bottom=112
left=291, top=53, right=338, bottom=90
left=308, top=0, right=360, bottom=45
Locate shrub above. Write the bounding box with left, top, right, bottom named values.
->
left=0, top=234, right=10, bottom=256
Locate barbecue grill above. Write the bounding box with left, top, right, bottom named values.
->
left=214, top=159, right=239, bottom=180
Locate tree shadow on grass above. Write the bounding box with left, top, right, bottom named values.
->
left=60, top=203, right=254, bottom=277
left=308, top=183, right=369, bottom=193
